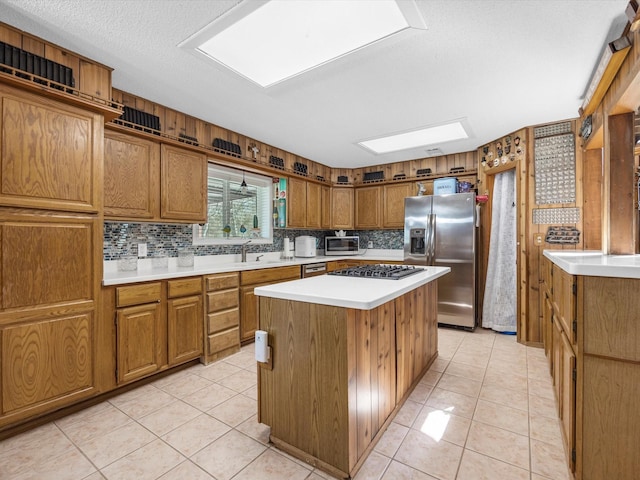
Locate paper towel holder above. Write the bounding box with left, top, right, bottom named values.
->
left=255, top=330, right=273, bottom=370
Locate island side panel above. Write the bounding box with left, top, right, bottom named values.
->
left=348, top=301, right=396, bottom=461
left=395, top=282, right=438, bottom=402
left=258, top=297, right=352, bottom=473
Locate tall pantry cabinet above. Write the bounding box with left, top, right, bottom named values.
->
left=0, top=83, right=105, bottom=429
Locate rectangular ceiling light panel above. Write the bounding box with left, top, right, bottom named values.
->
left=359, top=122, right=469, bottom=155
left=188, top=0, right=425, bottom=87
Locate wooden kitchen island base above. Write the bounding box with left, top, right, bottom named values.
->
left=257, top=278, right=440, bottom=479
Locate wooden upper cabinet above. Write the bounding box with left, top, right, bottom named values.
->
left=355, top=186, right=381, bottom=229
left=331, top=187, right=354, bottom=229
left=382, top=183, right=413, bottom=228
left=287, top=176, right=307, bottom=228
left=104, top=131, right=160, bottom=219
left=321, top=185, right=331, bottom=229
left=0, top=85, right=103, bottom=213
left=160, top=144, right=207, bottom=223
left=306, top=181, right=322, bottom=229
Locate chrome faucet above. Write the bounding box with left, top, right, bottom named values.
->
left=240, top=240, right=251, bottom=262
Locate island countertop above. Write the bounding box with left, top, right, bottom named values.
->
left=254, top=265, right=450, bottom=310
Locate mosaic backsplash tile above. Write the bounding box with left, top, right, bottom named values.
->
left=104, top=222, right=403, bottom=260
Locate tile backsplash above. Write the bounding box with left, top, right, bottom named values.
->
left=103, top=222, right=403, bottom=260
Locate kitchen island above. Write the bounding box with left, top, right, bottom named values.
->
left=254, top=266, right=450, bottom=479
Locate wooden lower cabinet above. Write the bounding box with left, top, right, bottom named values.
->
left=240, top=266, right=300, bottom=343
left=542, top=257, right=640, bottom=479
left=117, top=301, right=163, bottom=384
left=204, top=272, right=240, bottom=363
left=168, top=295, right=203, bottom=366
left=115, top=282, right=164, bottom=384
left=0, top=208, right=101, bottom=431
left=111, top=277, right=203, bottom=386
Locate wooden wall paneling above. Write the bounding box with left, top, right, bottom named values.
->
left=163, top=108, right=179, bottom=138
left=44, top=44, right=80, bottom=88
left=0, top=24, right=21, bottom=45
left=110, top=88, right=123, bottom=105
left=173, top=110, right=187, bottom=139
left=20, top=36, right=45, bottom=57
left=607, top=112, right=636, bottom=254
left=78, top=61, right=111, bottom=101
left=184, top=115, right=197, bottom=140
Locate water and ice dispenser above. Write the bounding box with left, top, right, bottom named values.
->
left=409, top=228, right=426, bottom=255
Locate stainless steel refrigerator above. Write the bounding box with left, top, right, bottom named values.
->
left=404, top=193, right=476, bottom=330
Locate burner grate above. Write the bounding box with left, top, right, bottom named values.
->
left=328, top=264, right=423, bottom=280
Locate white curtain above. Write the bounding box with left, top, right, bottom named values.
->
left=482, top=170, right=517, bottom=333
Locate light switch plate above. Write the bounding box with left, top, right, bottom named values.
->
left=138, top=243, right=148, bottom=257
left=367, top=241, right=373, bottom=248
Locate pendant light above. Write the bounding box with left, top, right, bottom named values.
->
left=240, top=171, right=247, bottom=194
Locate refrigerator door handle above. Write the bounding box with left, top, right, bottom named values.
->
left=428, top=213, right=436, bottom=266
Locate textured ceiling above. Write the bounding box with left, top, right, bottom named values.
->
left=0, top=0, right=629, bottom=168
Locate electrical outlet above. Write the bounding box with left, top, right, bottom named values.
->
left=138, top=243, right=147, bottom=257
left=533, top=234, right=543, bottom=246
left=367, top=241, right=373, bottom=248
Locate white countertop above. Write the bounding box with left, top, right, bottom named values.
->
left=543, top=250, right=640, bottom=278
left=103, top=249, right=404, bottom=286
left=254, top=266, right=450, bottom=310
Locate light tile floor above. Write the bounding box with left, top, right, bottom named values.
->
left=0, top=327, right=572, bottom=480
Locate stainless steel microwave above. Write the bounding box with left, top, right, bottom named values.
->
left=325, top=236, right=360, bottom=255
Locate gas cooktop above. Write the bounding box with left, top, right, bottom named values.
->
left=328, top=264, right=424, bottom=280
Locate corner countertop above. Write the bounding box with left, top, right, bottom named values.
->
left=543, top=250, right=640, bottom=278
left=254, top=266, right=450, bottom=310
left=102, top=249, right=404, bottom=286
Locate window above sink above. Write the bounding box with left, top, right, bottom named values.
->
left=193, top=163, right=273, bottom=245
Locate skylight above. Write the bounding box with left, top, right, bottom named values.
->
left=182, top=0, right=426, bottom=88
left=358, top=121, right=470, bottom=155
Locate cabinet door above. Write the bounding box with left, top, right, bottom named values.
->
left=382, top=183, right=413, bottom=228
left=287, top=177, right=307, bottom=228
left=1, top=313, right=95, bottom=417
left=542, top=293, right=553, bottom=365
left=306, top=182, right=322, bottom=229
left=0, top=86, right=102, bottom=212
left=160, top=144, right=207, bottom=222
left=355, top=186, right=381, bottom=229
left=560, top=331, right=576, bottom=472
left=321, top=186, right=331, bottom=229
left=551, top=315, right=562, bottom=407
left=117, top=302, right=163, bottom=384
left=168, top=295, right=203, bottom=365
left=331, top=187, right=354, bottom=229
left=104, top=131, right=159, bottom=219
left=240, top=284, right=260, bottom=343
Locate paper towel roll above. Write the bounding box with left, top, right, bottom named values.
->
left=283, top=238, right=291, bottom=257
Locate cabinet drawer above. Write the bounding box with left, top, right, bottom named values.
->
left=116, top=283, right=162, bottom=307
left=208, top=327, right=240, bottom=353
left=167, top=277, right=202, bottom=298
left=207, top=308, right=239, bottom=334
left=240, top=265, right=300, bottom=286
left=206, top=273, right=239, bottom=291
left=207, top=290, right=238, bottom=312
